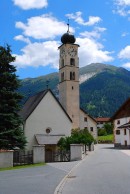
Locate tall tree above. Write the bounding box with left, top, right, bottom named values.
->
left=0, top=45, right=26, bottom=149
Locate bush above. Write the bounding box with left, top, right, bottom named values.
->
left=98, top=128, right=107, bottom=136
left=104, top=123, right=113, bottom=134
left=57, top=128, right=95, bottom=150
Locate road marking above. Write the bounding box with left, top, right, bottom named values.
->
left=121, top=150, right=130, bottom=156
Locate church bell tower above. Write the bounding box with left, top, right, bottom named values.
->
left=58, top=23, right=80, bottom=129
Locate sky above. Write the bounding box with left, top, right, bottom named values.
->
left=1, top=0, right=130, bottom=79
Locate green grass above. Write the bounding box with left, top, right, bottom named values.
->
left=98, top=134, right=114, bottom=143
left=0, top=163, right=46, bottom=171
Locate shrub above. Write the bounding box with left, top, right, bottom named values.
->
left=57, top=128, right=95, bottom=150
left=98, top=128, right=107, bottom=136
left=104, top=123, right=113, bottom=134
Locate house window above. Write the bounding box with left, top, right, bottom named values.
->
left=84, top=117, right=87, bottom=122
left=117, top=120, right=120, bottom=125
left=116, top=130, right=120, bottom=135
left=124, top=129, right=127, bottom=135
left=70, top=58, right=75, bottom=66
left=90, top=127, right=93, bottom=132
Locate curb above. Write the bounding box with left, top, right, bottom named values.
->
left=54, top=156, right=87, bottom=194
left=54, top=146, right=98, bottom=194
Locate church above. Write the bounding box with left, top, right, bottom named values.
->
left=20, top=25, right=97, bottom=151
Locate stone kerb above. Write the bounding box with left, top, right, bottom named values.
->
left=33, top=145, right=45, bottom=164
left=0, top=150, right=14, bottom=168
left=70, top=144, right=83, bottom=161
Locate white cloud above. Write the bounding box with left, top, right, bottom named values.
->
left=12, top=0, right=48, bottom=10
left=113, top=0, right=130, bottom=16
left=80, top=27, right=106, bottom=39
left=122, top=62, right=130, bottom=67
left=66, top=12, right=101, bottom=26
left=77, top=37, right=113, bottom=67
left=14, top=35, right=31, bottom=44
left=14, top=12, right=112, bottom=70
left=15, top=14, right=74, bottom=40
left=118, top=45, right=130, bottom=59
left=13, top=36, right=113, bottom=69
left=14, top=41, right=59, bottom=69
left=115, top=0, right=130, bottom=6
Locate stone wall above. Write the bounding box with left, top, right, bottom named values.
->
left=0, top=150, right=14, bottom=168
left=33, top=145, right=45, bottom=163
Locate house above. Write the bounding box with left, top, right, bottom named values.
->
left=19, top=89, right=72, bottom=151
left=80, top=109, right=97, bottom=139
left=110, top=98, right=130, bottom=148
left=95, top=117, right=110, bottom=129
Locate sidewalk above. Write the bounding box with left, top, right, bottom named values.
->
left=47, top=160, right=81, bottom=173
left=53, top=148, right=96, bottom=194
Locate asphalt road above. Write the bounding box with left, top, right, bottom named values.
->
left=62, top=144, right=130, bottom=194
left=0, top=164, right=66, bottom=194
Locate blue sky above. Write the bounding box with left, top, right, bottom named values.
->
left=1, top=0, right=130, bottom=79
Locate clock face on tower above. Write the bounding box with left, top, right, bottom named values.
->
left=60, top=48, right=65, bottom=57
left=67, top=47, right=77, bottom=57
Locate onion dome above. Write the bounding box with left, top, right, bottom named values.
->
left=61, top=21, right=76, bottom=44
left=61, top=32, right=76, bottom=44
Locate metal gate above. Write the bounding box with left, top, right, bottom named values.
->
left=13, top=150, right=33, bottom=166
left=45, top=149, right=70, bottom=162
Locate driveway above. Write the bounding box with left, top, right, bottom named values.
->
left=61, top=144, right=130, bottom=194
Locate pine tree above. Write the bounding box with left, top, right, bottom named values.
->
left=0, top=45, right=27, bottom=149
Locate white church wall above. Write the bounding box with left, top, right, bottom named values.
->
left=24, top=91, right=72, bottom=150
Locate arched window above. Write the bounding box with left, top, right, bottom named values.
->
left=61, top=72, right=64, bottom=82
left=73, top=72, right=75, bottom=80
left=70, top=72, right=75, bottom=80
left=70, top=72, right=73, bottom=80
left=61, top=59, right=64, bottom=67
left=70, top=58, right=75, bottom=66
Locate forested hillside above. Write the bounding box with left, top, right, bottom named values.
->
left=18, top=63, right=130, bottom=117
left=80, top=67, right=130, bottom=117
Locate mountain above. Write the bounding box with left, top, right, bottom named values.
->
left=18, top=63, right=130, bottom=117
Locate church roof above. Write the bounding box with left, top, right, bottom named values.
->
left=61, top=21, right=76, bottom=44
left=61, top=32, right=76, bottom=44
left=19, top=89, right=72, bottom=122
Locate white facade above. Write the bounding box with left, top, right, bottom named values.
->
left=80, top=109, right=97, bottom=139
left=24, top=91, right=72, bottom=150
left=114, top=117, right=130, bottom=147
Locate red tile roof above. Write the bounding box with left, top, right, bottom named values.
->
left=95, top=117, right=110, bottom=122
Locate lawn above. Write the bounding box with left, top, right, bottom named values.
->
left=98, top=134, right=114, bottom=143
left=0, top=163, right=46, bottom=171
